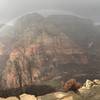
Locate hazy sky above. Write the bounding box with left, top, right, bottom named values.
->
left=0, top=0, right=100, bottom=23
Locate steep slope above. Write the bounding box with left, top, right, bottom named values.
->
left=0, top=13, right=99, bottom=90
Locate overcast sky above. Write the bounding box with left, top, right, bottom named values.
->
left=0, top=0, right=100, bottom=24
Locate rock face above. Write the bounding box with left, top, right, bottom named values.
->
left=1, top=13, right=99, bottom=90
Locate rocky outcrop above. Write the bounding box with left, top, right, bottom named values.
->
left=79, top=79, right=100, bottom=100
left=0, top=98, right=5, bottom=100
left=6, top=97, right=19, bottom=100
left=38, top=92, right=82, bottom=100
left=0, top=79, right=100, bottom=100
left=0, top=97, right=18, bottom=100
left=0, top=92, right=82, bottom=100
left=63, top=79, right=81, bottom=92
left=20, top=94, right=36, bottom=100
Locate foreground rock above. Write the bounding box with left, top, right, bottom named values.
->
left=20, top=94, right=37, bottom=100
left=0, top=98, right=5, bottom=100
left=38, top=79, right=100, bottom=100
left=38, top=91, right=82, bottom=100
left=0, top=97, right=18, bottom=100
left=6, top=97, right=19, bottom=100
left=1, top=79, right=100, bottom=100
left=79, top=79, right=100, bottom=100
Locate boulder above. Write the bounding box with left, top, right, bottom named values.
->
left=20, top=94, right=36, bottom=100
left=63, top=79, right=81, bottom=92
left=38, top=91, right=82, bottom=100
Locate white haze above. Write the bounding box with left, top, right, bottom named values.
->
left=0, top=0, right=100, bottom=24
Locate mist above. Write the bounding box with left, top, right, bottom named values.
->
left=0, top=0, right=100, bottom=23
